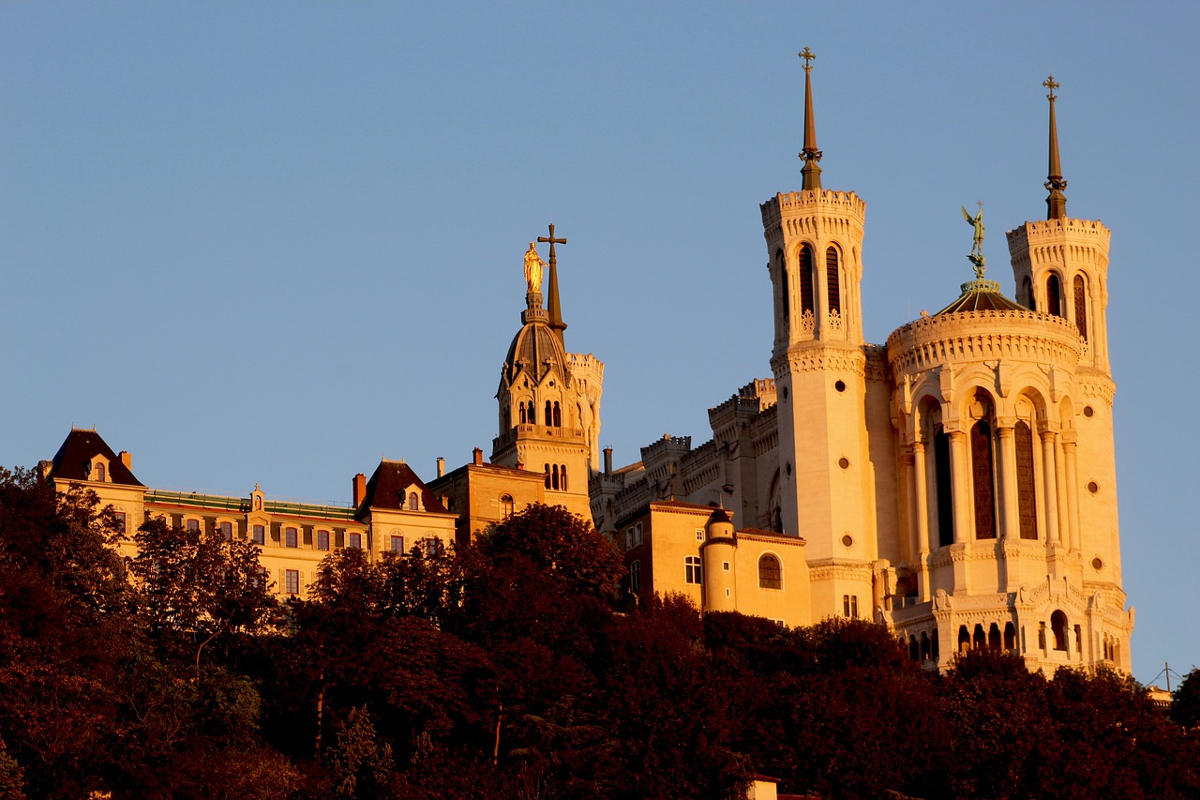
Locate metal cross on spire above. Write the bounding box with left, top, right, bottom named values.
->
left=1043, top=74, right=1059, bottom=101
left=799, top=46, right=816, bottom=73
left=1043, top=75, right=1068, bottom=219
left=798, top=46, right=822, bottom=191
left=538, top=223, right=568, bottom=344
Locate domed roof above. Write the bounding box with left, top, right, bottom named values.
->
left=502, top=310, right=569, bottom=386
left=934, top=275, right=1028, bottom=316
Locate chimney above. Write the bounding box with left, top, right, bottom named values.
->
left=119, top=451, right=132, bottom=471
left=436, top=457, right=445, bottom=478
left=603, top=447, right=613, bottom=476
left=472, top=448, right=484, bottom=466
left=352, top=473, right=367, bottom=507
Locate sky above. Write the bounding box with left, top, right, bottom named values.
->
left=2, top=2, right=1196, bottom=685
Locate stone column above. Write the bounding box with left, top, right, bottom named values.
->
left=911, top=441, right=931, bottom=601
left=1039, top=426, right=1060, bottom=546
left=1061, top=434, right=1081, bottom=554
left=948, top=427, right=971, bottom=545
left=996, top=422, right=1019, bottom=540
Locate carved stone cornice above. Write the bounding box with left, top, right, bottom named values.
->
left=771, top=343, right=867, bottom=377
left=808, top=558, right=873, bottom=583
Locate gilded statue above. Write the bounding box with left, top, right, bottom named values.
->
left=961, top=203, right=985, bottom=259
left=523, top=242, right=545, bottom=293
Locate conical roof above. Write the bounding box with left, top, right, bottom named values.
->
left=934, top=274, right=1027, bottom=316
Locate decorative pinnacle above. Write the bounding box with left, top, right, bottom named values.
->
left=798, top=47, right=822, bottom=191
left=1043, top=74, right=1068, bottom=220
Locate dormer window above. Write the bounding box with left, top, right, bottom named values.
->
left=94, top=463, right=106, bottom=482
left=408, top=491, right=419, bottom=510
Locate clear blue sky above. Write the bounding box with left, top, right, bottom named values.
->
left=3, top=2, right=1196, bottom=685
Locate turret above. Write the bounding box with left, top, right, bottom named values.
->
left=701, top=509, right=738, bottom=613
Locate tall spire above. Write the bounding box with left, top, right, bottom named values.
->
left=537, top=224, right=568, bottom=345
left=1044, top=75, right=1068, bottom=220
left=799, top=47, right=823, bottom=191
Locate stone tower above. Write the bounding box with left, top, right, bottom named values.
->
left=492, top=234, right=602, bottom=518
left=762, top=50, right=897, bottom=619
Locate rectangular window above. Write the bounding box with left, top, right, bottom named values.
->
left=843, top=595, right=858, bottom=618
left=695, top=528, right=705, bottom=542
left=114, top=511, right=127, bottom=533
left=685, top=556, right=702, bottom=585
left=844, top=595, right=851, bottom=617
left=285, top=527, right=298, bottom=548
left=390, top=535, right=404, bottom=554
left=285, top=569, right=299, bottom=595
left=630, top=560, right=641, bottom=592
left=253, top=525, right=265, bottom=546
left=186, top=519, right=200, bottom=532
left=348, top=532, right=362, bottom=549
left=317, top=530, right=330, bottom=551
left=219, top=521, right=233, bottom=542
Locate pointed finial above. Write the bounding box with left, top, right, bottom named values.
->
left=798, top=47, right=822, bottom=191
left=538, top=223, right=568, bottom=345
left=1043, top=75, right=1068, bottom=220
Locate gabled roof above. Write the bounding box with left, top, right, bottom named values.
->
left=50, top=428, right=143, bottom=486
left=357, top=460, right=447, bottom=516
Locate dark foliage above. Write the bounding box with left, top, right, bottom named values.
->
left=1, top=479, right=1197, bottom=799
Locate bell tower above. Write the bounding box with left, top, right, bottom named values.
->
left=763, top=50, right=879, bottom=620
left=492, top=229, right=601, bottom=519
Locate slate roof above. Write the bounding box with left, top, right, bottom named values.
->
left=357, top=460, right=447, bottom=516
left=50, top=428, right=143, bottom=487
left=934, top=276, right=1028, bottom=315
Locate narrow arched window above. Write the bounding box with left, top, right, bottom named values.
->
left=777, top=249, right=789, bottom=331
left=544, top=464, right=551, bottom=489
left=408, top=492, right=419, bottom=510
left=560, top=464, right=567, bottom=492
left=934, top=428, right=954, bottom=547
left=1051, top=610, right=1068, bottom=651
left=758, top=554, right=782, bottom=589
left=551, top=464, right=559, bottom=490
left=1015, top=421, right=1038, bottom=540
left=958, top=626, right=970, bottom=654
left=988, top=623, right=1002, bottom=650
left=973, top=624, right=986, bottom=650
left=1073, top=274, right=1088, bottom=341
left=798, top=245, right=815, bottom=316
left=826, top=246, right=841, bottom=315
left=1004, top=622, right=1017, bottom=651
left=971, top=420, right=996, bottom=539
left=94, top=463, right=106, bottom=482
left=1046, top=273, right=1063, bottom=316
left=544, top=401, right=553, bottom=426
left=519, top=403, right=527, bottom=424
left=553, top=401, right=561, bottom=428
left=501, top=494, right=514, bottom=519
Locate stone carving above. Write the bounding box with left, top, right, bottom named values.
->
left=962, top=202, right=985, bottom=260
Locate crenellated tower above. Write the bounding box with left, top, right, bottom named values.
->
left=763, top=49, right=891, bottom=620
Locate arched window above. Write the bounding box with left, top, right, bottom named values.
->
left=94, top=463, right=106, bottom=482
left=1073, top=274, right=1088, bottom=341
left=685, top=555, right=702, bottom=585
left=552, top=401, right=561, bottom=427
left=972, top=624, right=986, bottom=650
left=544, top=401, right=553, bottom=426
left=1015, top=421, right=1038, bottom=539
left=544, top=464, right=551, bottom=489
left=408, top=492, right=419, bottom=510
left=934, top=427, right=954, bottom=546
left=777, top=249, right=789, bottom=331
left=798, top=245, right=815, bottom=316
left=629, top=560, right=641, bottom=592
left=551, top=464, right=559, bottom=490
left=971, top=420, right=997, bottom=539
left=1051, top=610, right=1069, bottom=651
left=758, top=554, right=782, bottom=589
left=826, top=246, right=841, bottom=315
left=958, top=626, right=971, bottom=654
left=560, top=465, right=567, bottom=492
left=1046, top=273, right=1063, bottom=317
left=909, top=636, right=920, bottom=662
left=919, top=632, right=930, bottom=661
left=519, top=403, right=527, bottom=424
left=500, top=494, right=514, bottom=519
left=988, top=623, right=1002, bottom=650
left=1004, top=622, right=1017, bottom=652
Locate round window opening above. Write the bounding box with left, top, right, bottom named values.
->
left=1091, top=557, right=1104, bottom=571
left=838, top=457, right=850, bottom=469
left=1083, top=406, right=1094, bottom=418
left=834, top=380, right=846, bottom=393
left=841, top=534, right=854, bottom=547
left=1087, top=481, right=1099, bottom=494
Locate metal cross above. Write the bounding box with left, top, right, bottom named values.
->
left=1043, top=74, right=1059, bottom=101
left=537, top=223, right=567, bottom=265
left=799, top=47, right=816, bottom=74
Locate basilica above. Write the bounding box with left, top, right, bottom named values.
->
left=45, top=56, right=1133, bottom=674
